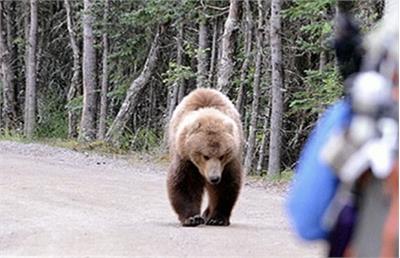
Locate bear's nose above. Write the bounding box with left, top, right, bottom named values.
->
left=209, top=176, right=221, bottom=184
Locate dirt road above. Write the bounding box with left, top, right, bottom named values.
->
left=0, top=141, right=324, bottom=256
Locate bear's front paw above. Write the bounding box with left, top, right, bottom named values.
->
left=205, top=217, right=230, bottom=226
left=182, top=215, right=205, bottom=227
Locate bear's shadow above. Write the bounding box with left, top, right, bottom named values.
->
left=154, top=221, right=265, bottom=230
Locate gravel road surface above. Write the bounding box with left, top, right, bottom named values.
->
left=0, top=141, right=324, bottom=256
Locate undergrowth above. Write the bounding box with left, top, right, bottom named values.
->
left=0, top=130, right=293, bottom=179
left=0, top=130, right=166, bottom=158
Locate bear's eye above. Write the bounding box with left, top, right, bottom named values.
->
left=203, top=155, right=210, bottom=160
left=219, top=155, right=225, bottom=161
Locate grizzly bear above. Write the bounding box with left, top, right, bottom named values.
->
left=167, top=88, right=244, bottom=227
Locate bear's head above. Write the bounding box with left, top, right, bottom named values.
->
left=177, top=109, right=240, bottom=185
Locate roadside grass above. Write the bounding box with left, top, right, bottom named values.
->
left=265, top=169, right=294, bottom=183
left=0, top=129, right=29, bottom=143
left=44, top=139, right=128, bottom=155
left=0, top=130, right=169, bottom=165
left=246, top=169, right=294, bottom=191
left=248, top=169, right=294, bottom=182
left=0, top=130, right=294, bottom=181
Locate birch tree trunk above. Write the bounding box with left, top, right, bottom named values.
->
left=0, top=1, right=16, bottom=130
left=177, top=22, right=186, bottom=103
left=216, top=0, right=240, bottom=94
left=105, top=27, right=161, bottom=145
left=23, top=0, right=38, bottom=138
left=268, top=0, right=283, bottom=176
left=217, top=20, right=223, bottom=67
left=235, top=0, right=252, bottom=115
left=79, top=0, right=97, bottom=142
left=64, top=0, right=81, bottom=138
left=97, top=0, right=109, bottom=140
left=196, top=17, right=208, bottom=88
left=256, top=7, right=271, bottom=175
left=243, top=0, right=263, bottom=175
left=208, top=20, right=218, bottom=86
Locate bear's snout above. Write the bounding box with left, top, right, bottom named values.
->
left=209, top=175, right=221, bottom=184
left=204, top=159, right=223, bottom=184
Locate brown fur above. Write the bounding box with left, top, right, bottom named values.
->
left=167, top=88, right=244, bottom=226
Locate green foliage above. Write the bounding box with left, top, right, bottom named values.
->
left=283, top=0, right=335, bottom=54
left=289, top=66, right=342, bottom=114
left=13, top=36, right=25, bottom=49
left=36, top=83, right=69, bottom=139
left=183, top=40, right=196, bottom=59
left=284, top=0, right=342, bottom=117
left=107, top=76, right=130, bottom=100
left=36, top=99, right=69, bottom=139
left=65, top=95, right=83, bottom=113
left=162, top=62, right=195, bottom=86
left=130, top=128, right=161, bottom=152
left=119, top=0, right=187, bottom=28
left=284, top=0, right=334, bottom=20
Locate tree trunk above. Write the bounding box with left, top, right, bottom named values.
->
left=208, top=20, right=218, bottom=86
left=319, top=49, right=326, bottom=71
left=64, top=0, right=81, bottom=138
left=268, top=0, right=283, bottom=176
left=235, top=0, right=252, bottom=115
left=23, top=0, right=38, bottom=138
left=105, top=26, right=161, bottom=145
left=79, top=0, right=97, bottom=142
left=216, top=0, right=240, bottom=94
left=24, top=0, right=29, bottom=75
left=178, top=82, right=186, bottom=104
left=164, top=22, right=184, bottom=147
left=256, top=115, right=269, bottom=175
left=319, top=10, right=327, bottom=72
left=257, top=6, right=272, bottom=175
left=177, top=23, right=186, bottom=103
left=196, top=17, right=208, bottom=88
left=168, top=22, right=183, bottom=120
left=217, top=19, right=224, bottom=65
left=97, top=0, right=109, bottom=140
left=147, top=83, right=154, bottom=129
left=5, top=1, right=17, bottom=107
left=288, top=119, right=304, bottom=153
left=243, top=0, right=263, bottom=175
left=0, top=1, right=16, bottom=130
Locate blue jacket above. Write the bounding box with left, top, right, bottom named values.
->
left=287, top=100, right=352, bottom=240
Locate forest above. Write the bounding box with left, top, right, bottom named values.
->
left=0, top=0, right=384, bottom=176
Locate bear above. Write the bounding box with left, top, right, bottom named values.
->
left=167, top=88, right=244, bottom=227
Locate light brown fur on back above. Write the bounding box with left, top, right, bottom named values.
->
left=168, top=88, right=243, bottom=157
